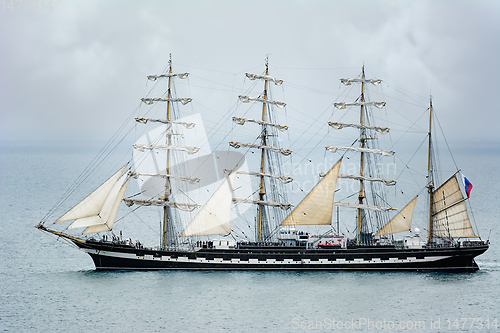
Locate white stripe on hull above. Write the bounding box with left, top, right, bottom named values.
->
left=82, top=249, right=451, bottom=266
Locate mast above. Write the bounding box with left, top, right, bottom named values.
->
left=330, top=67, right=395, bottom=245
left=424, top=97, right=477, bottom=240
left=427, top=96, right=434, bottom=243
left=336, top=206, right=340, bottom=236
left=162, top=54, right=173, bottom=250
left=257, top=58, right=269, bottom=242
left=127, top=55, right=199, bottom=249
left=230, top=58, right=292, bottom=241
left=356, top=66, right=366, bottom=245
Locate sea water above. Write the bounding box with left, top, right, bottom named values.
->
left=0, top=141, right=498, bottom=333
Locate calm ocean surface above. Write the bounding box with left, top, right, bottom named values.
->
left=1, top=141, right=498, bottom=333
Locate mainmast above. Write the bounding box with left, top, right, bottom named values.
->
left=329, top=67, right=396, bottom=246
left=230, top=58, right=293, bottom=242
left=162, top=55, right=173, bottom=250
left=257, top=59, right=270, bottom=242
left=427, top=96, right=434, bottom=243
left=357, top=67, right=367, bottom=245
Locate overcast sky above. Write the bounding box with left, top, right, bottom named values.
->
left=1, top=0, right=499, bottom=150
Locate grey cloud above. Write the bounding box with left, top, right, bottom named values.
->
left=0, top=0, right=498, bottom=147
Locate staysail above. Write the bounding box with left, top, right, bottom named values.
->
left=281, top=159, right=342, bottom=225
left=374, top=196, right=418, bottom=236
left=181, top=170, right=237, bottom=237
left=83, top=177, right=131, bottom=234
left=55, top=165, right=130, bottom=233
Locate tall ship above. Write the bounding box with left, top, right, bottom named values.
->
left=36, top=57, right=489, bottom=271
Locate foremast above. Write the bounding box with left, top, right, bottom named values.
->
left=125, top=55, right=200, bottom=250
left=329, top=66, right=396, bottom=245
left=162, top=56, right=173, bottom=250
left=230, top=57, right=292, bottom=242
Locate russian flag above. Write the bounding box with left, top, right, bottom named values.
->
left=463, top=175, right=473, bottom=198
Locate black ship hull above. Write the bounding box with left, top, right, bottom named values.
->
left=75, top=240, right=488, bottom=272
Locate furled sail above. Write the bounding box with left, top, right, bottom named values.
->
left=281, top=159, right=342, bottom=225
left=56, top=165, right=129, bottom=225
left=141, top=97, right=192, bottom=105
left=332, top=201, right=396, bottom=212
left=229, top=141, right=292, bottom=156
left=319, top=173, right=396, bottom=186
left=232, top=198, right=292, bottom=210
left=147, top=73, right=189, bottom=81
left=135, top=117, right=195, bottom=129
left=232, top=117, right=288, bottom=132
left=328, top=122, right=389, bottom=135
left=333, top=101, right=386, bottom=109
left=123, top=198, right=199, bottom=212
left=133, top=144, right=200, bottom=155
left=431, top=174, right=477, bottom=238
left=374, top=196, right=418, bottom=236
left=238, top=95, right=286, bottom=109
left=340, top=78, right=382, bottom=86
left=181, top=171, right=237, bottom=237
left=129, top=172, right=200, bottom=184
left=245, top=73, right=283, bottom=85
left=224, top=169, right=293, bottom=184
left=326, top=146, right=395, bottom=156
left=339, top=174, right=395, bottom=186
